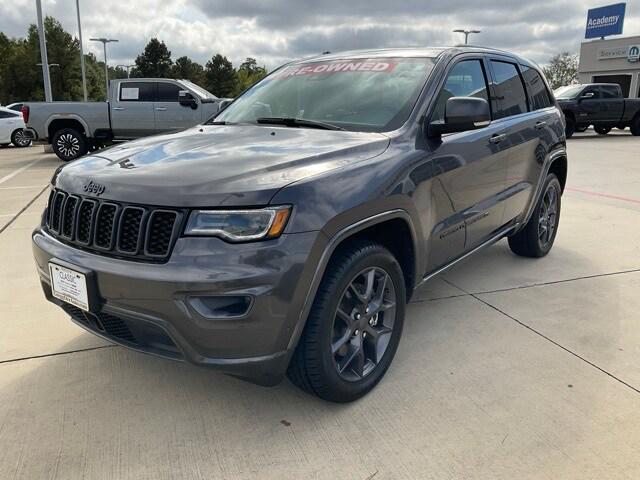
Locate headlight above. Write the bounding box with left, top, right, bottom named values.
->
left=184, top=206, right=291, bottom=241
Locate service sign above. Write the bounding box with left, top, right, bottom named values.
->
left=585, top=3, right=626, bottom=39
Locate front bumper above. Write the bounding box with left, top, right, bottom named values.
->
left=33, top=227, right=325, bottom=385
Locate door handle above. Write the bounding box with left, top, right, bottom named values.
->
left=155, top=107, right=167, bottom=111
left=535, top=121, right=547, bottom=130
left=489, top=133, right=506, bottom=144
left=113, top=107, right=125, bottom=111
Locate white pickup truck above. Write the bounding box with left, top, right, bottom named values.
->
left=24, top=78, right=226, bottom=161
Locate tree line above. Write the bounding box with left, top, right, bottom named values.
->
left=0, top=17, right=267, bottom=104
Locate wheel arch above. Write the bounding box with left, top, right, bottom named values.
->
left=548, top=154, right=567, bottom=192
left=287, top=210, right=419, bottom=351
left=46, top=116, right=89, bottom=143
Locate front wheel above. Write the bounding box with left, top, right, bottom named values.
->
left=508, top=173, right=562, bottom=258
left=11, top=129, right=32, bottom=147
left=631, top=117, right=640, bottom=136
left=52, top=128, right=88, bottom=161
left=287, top=242, right=406, bottom=402
left=594, top=126, right=611, bottom=135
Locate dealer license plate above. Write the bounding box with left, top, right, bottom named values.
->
left=48, top=262, right=90, bottom=312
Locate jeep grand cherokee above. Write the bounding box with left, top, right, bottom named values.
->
left=33, top=47, right=567, bottom=402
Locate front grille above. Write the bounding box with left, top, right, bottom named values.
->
left=61, top=303, right=138, bottom=345
left=45, top=189, right=182, bottom=262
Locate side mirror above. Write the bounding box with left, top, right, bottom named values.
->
left=179, top=90, right=198, bottom=109
left=429, top=97, right=491, bottom=136
left=218, top=99, right=232, bottom=112
left=579, top=92, right=595, bottom=101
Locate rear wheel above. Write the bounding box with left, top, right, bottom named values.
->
left=52, top=128, right=88, bottom=161
left=564, top=117, right=575, bottom=138
left=11, top=129, right=32, bottom=147
left=594, top=125, right=611, bottom=135
left=508, top=173, right=562, bottom=258
left=287, top=241, right=406, bottom=402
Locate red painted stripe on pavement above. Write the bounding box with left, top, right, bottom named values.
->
left=566, top=187, right=640, bottom=205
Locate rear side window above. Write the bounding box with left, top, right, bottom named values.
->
left=600, top=86, right=619, bottom=98
left=157, top=82, right=181, bottom=102
left=521, top=66, right=552, bottom=110
left=490, top=60, right=528, bottom=118
left=119, top=82, right=155, bottom=102
left=432, top=59, right=490, bottom=122
left=0, top=111, right=19, bottom=119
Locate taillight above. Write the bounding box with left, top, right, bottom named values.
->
left=21, top=105, right=29, bottom=124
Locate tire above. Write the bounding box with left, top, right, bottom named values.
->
left=594, top=125, right=611, bottom=135
left=11, top=129, right=32, bottom=148
left=287, top=241, right=406, bottom=402
left=51, top=128, right=88, bottom=161
left=508, top=173, right=562, bottom=258
left=631, top=116, right=640, bottom=136
left=564, top=116, right=575, bottom=138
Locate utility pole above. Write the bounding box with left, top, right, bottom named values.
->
left=35, top=0, right=52, bottom=102
left=453, top=29, right=481, bottom=45
left=90, top=38, right=118, bottom=99
left=76, top=0, right=88, bottom=101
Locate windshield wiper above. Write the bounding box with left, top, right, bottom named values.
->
left=256, top=117, right=345, bottom=131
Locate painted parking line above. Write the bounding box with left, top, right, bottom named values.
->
left=566, top=186, right=640, bottom=205
left=0, top=158, right=42, bottom=185
left=0, top=185, right=44, bottom=190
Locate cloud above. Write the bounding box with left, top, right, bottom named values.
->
left=1, top=0, right=639, bottom=70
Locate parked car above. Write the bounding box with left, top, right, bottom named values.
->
left=555, top=83, right=640, bottom=138
left=0, top=106, right=31, bottom=147
left=33, top=46, right=567, bottom=402
left=23, top=79, right=224, bottom=161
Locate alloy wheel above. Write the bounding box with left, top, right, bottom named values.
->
left=56, top=133, right=80, bottom=158
left=331, top=266, right=397, bottom=382
left=538, top=183, right=558, bottom=248
left=13, top=130, right=31, bottom=147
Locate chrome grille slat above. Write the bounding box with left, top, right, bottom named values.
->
left=45, top=189, right=180, bottom=262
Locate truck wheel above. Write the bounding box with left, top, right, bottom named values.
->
left=631, top=117, right=640, bottom=136
left=564, top=117, right=575, bottom=138
left=52, top=128, right=88, bottom=161
left=11, top=129, right=32, bottom=147
left=594, top=126, right=611, bottom=135
left=287, top=241, right=406, bottom=402
left=508, top=173, right=561, bottom=258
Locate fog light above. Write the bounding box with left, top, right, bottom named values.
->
left=189, top=295, right=253, bottom=319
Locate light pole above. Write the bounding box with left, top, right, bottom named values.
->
left=35, top=0, right=52, bottom=102
left=36, top=63, right=59, bottom=100
left=116, top=64, right=135, bottom=78
left=76, top=0, right=88, bottom=101
left=90, top=38, right=118, bottom=99
left=453, top=29, right=481, bottom=44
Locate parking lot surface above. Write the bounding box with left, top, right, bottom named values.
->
left=1, top=131, right=639, bottom=479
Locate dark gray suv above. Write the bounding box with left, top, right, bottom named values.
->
left=33, top=47, right=567, bottom=402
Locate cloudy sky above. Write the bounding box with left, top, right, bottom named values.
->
left=2, top=0, right=639, bottom=70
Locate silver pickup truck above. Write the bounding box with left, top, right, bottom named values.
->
left=24, top=78, right=224, bottom=161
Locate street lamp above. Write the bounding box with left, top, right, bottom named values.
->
left=116, top=64, right=135, bottom=78
left=90, top=37, right=118, bottom=98
left=453, top=29, right=481, bottom=44
left=36, top=63, right=60, bottom=100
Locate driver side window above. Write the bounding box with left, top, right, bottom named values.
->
left=432, top=59, right=490, bottom=122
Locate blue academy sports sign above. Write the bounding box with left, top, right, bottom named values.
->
left=585, top=3, right=626, bottom=39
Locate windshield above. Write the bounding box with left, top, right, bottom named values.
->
left=554, top=85, right=583, bottom=99
left=213, top=57, right=436, bottom=132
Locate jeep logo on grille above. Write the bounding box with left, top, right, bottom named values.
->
left=83, top=181, right=105, bottom=196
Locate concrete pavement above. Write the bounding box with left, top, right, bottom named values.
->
left=0, top=131, right=639, bottom=479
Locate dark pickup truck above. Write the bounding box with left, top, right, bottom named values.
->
left=555, top=83, right=640, bottom=138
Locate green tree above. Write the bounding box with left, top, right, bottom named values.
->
left=234, top=57, right=267, bottom=95
left=171, top=56, right=205, bottom=84
left=204, top=54, right=237, bottom=97
left=133, top=38, right=172, bottom=77
left=542, top=52, right=579, bottom=90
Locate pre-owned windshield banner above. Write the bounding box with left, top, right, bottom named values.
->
left=274, top=60, right=398, bottom=79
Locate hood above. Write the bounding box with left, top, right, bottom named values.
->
left=54, top=125, right=389, bottom=207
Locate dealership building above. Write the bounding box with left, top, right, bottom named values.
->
left=578, top=35, right=640, bottom=98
